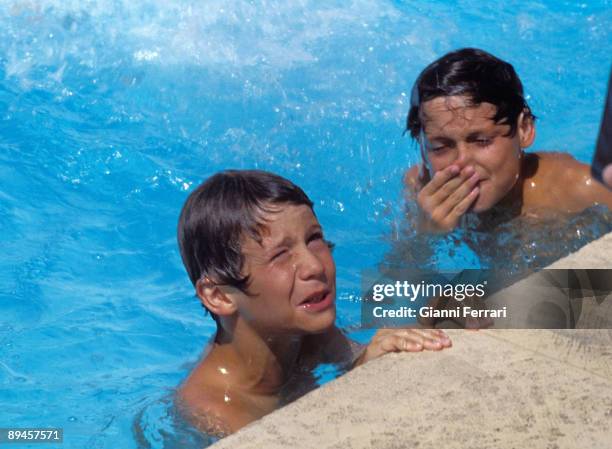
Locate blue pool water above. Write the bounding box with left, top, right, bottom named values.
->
left=1, top=1, right=611, bottom=447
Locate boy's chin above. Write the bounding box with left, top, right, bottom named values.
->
left=302, top=310, right=336, bottom=334
left=471, top=201, right=489, bottom=213
left=470, top=191, right=498, bottom=213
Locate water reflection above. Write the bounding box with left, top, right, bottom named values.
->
left=133, top=395, right=218, bottom=449
left=386, top=204, right=612, bottom=281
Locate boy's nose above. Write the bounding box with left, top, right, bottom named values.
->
left=296, top=247, right=326, bottom=280
left=455, top=143, right=473, bottom=167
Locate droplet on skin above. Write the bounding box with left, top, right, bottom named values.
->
left=218, top=367, right=228, bottom=375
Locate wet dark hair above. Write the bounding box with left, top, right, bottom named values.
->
left=177, top=169, right=314, bottom=321
left=406, top=48, right=534, bottom=139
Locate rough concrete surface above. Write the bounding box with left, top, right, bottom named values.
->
left=211, top=233, right=612, bottom=449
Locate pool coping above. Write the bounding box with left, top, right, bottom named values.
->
left=210, top=231, right=612, bottom=449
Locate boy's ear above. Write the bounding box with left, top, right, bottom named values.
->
left=518, top=110, right=536, bottom=149
left=196, top=278, right=238, bottom=317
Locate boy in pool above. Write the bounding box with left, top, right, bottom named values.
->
left=176, top=170, right=451, bottom=436
left=404, top=48, right=612, bottom=231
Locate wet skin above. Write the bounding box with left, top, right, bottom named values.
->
left=405, top=96, right=612, bottom=231
left=235, top=203, right=338, bottom=336
left=177, top=204, right=451, bottom=435
left=604, top=164, right=612, bottom=188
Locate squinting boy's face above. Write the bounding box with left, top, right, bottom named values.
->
left=420, top=95, right=534, bottom=212
left=235, top=203, right=336, bottom=335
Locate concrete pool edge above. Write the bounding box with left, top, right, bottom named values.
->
left=210, top=231, right=612, bottom=449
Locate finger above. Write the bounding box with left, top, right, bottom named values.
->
left=419, top=165, right=461, bottom=197
left=423, top=170, right=477, bottom=223
left=400, top=332, right=444, bottom=350
left=431, top=172, right=479, bottom=218
left=404, top=333, right=451, bottom=351
left=425, top=173, right=466, bottom=208
left=415, top=329, right=453, bottom=349
left=380, top=335, right=423, bottom=353
left=436, top=330, right=453, bottom=347
left=452, top=184, right=480, bottom=214
left=390, top=330, right=438, bottom=348
left=398, top=329, right=451, bottom=345
left=442, top=171, right=480, bottom=209
left=421, top=329, right=452, bottom=347
left=419, top=336, right=446, bottom=350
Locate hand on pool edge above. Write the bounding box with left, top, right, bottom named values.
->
left=354, top=329, right=452, bottom=366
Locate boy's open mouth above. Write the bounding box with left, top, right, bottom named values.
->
left=297, top=290, right=333, bottom=311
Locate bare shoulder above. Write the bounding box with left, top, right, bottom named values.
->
left=177, top=369, right=255, bottom=436
left=531, top=151, right=612, bottom=210
left=534, top=151, right=589, bottom=188
left=176, top=376, right=232, bottom=436
left=536, top=151, right=585, bottom=171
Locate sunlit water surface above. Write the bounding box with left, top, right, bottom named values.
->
left=1, top=1, right=611, bottom=447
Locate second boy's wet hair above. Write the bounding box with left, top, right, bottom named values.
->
left=406, top=48, right=534, bottom=139
left=177, top=170, right=314, bottom=319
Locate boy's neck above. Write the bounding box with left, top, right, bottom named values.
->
left=209, top=322, right=303, bottom=396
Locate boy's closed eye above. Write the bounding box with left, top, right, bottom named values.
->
left=307, top=231, right=324, bottom=246
left=307, top=231, right=336, bottom=252
left=466, top=134, right=494, bottom=147
left=424, top=137, right=454, bottom=153
left=430, top=145, right=449, bottom=153
left=475, top=139, right=492, bottom=147
left=270, top=248, right=289, bottom=262
left=269, top=233, right=333, bottom=262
